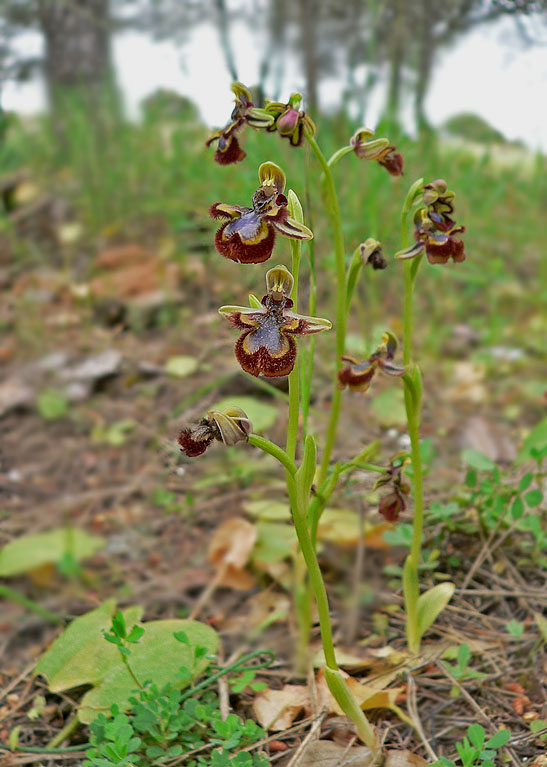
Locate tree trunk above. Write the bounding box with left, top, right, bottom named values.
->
left=213, top=0, right=238, bottom=83
left=299, top=0, right=319, bottom=115
left=384, top=0, right=405, bottom=129
left=38, top=0, right=113, bottom=103
left=414, top=0, right=434, bottom=133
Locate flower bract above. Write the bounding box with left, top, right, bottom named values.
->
left=350, top=128, right=404, bottom=176
left=265, top=93, right=316, bottom=146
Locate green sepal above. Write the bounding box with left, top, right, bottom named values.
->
left=403, top=177, right=425, bottom=214
left=417, top=582, right=455, bottom=637
left=248, top=293, right=263, bottom=309
left=287, top=189, right=304, bottom=224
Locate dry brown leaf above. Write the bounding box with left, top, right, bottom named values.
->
left=298, top=740, right=374, bottom=767
left=208, top=518, right=257, bottom=590
left=384, top=750, right=428, bottom=767
left=253, top=684, right=309, bottom=730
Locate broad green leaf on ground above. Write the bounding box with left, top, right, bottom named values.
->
left=45, top=606, right=144, bottom=691
left=243, top=500, right=291, bottom=521
left=36, top=389, right=69, bottom=420
left=461, top=448, right=496, bottom=471
left=213, top=396, right=278, bottom=432
left=417, top=583, right=455, bottom=637
left=78, top=619, right=218, bottom=723
left=36, top=601, right=117, bottom=682
left=36, top=606, right=218, bottom=724
left=164, top=355, right=198, bottom=378
left=0, top=528, right=105, bottom=577
left=252, top=522, right=295, bottom=563
left=370, top=388, right=407, bottom=427
left=516, top=417, right=547, bottom=464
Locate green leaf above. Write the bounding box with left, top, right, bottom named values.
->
left=38, top=611, right=218, bottom=724
left=243, top=500, right=290, bottom=521
left=370, top=387, right=407, bottom=427
left=78, top=619, right=218, bottom=723
left=457, top=643, right=471, bottom=670
left=505, top=619, right=524, bottom=638
left=461, top=449, right=496, bottom=472
left=516, top=417, right=547, bottom=464
left=36, top=389, right=69, bottom=420
left=164, top=355, right=198, bottom=378
left=39, top=605, right=143, bottom=689
left=252, top=522, right=295, bottom=563
left=518, top=473, right=533, bottom=492
left=534, top=612, right=547, bottom=644
left=213, top=396, right=277, bottom=432
left=524, top=489, right=543, bottom=507
left=417, top=582, right=455, bottom=637
left=36, top=600, right=117, bottom=681
left=484, top=729, right=510, bottom=748
left=0, top=527, right=104, bottom=577
left=510, top=496, right=524, bottom=520
left=467, top=723, right=485, bottom=749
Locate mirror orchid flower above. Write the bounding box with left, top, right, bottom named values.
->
left=338, top=331, right=405, bottom=392
left=373, top=454, right=411, bottom=522
left=360, top=238, right=387, bottom=270
left=350, top=128, right=404, bottom=176
left=205, top=82, right=273, bottom=165
left=264, top=92, right=316, bottom=146
left=178, top=406, right=252, bottom=457
left=395, top=208, right=466, bottom=265
left=219, top=265, right=331, bottom=378
left=422, top=179, right=457, bottom=231
left=210, top=162, right=313, bottom=264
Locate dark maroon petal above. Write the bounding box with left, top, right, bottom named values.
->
left=425, top=234, right=466, bottom=265
left=378, top=150, right=404, bottom=176
left=214, top=221, right=276, bottom=264
left=178, top=427, right=214, bottom=457
left=214, top=134, right=246, bottom=165
left=378, top=489, right=406, bottom=521
left=235, top=332, right=297, bottom=378
left=337, top=361, right=376, bottom=392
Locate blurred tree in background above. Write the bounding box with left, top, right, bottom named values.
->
left=0, top=0, right=546, bottom=128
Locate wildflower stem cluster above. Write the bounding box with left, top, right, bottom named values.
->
left=179, top=81, right=468, bottom=751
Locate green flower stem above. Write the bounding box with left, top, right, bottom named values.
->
left=0, top=584, right=64, bottom=626
left=247, top=435, right=296, bottom=476
left=251, top=426, right=377, bottom=752
left=286, top=472, right=377, bottom=751
left=301, top=239, right=317, bottom=436
left=286, top=238, right=302, bottom=463
left=400, top=179, right=426, bottom=653
left=46, top=716, right=80, bottom=749
left=327, top=145, right=354, bottom=169
left=305, top=134, right=347, bottom=489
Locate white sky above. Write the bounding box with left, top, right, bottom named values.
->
left=3, top=17, right=546, bottom=151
